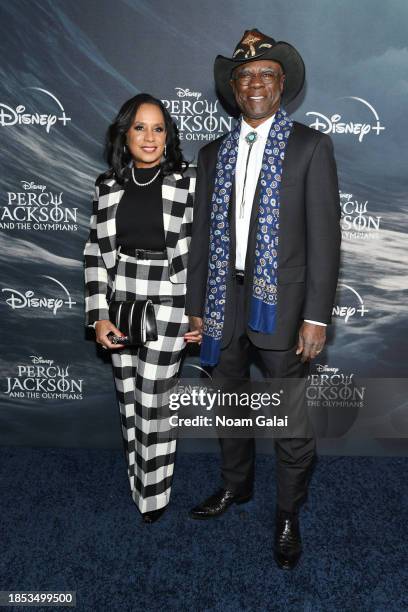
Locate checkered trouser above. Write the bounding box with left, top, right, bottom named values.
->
left=111, top=251, right=189, bottom=513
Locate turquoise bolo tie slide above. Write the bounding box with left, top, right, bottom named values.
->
left=245, top=131, right=258, bottom=145
left=240, top=131, right=258, bottom=218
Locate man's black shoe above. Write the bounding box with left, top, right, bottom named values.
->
left=189, top=488, right=252, bottom=520
left=274, top=509, right=302, bottom=570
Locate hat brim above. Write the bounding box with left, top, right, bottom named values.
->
left=214, top=41, right=305, bottom=112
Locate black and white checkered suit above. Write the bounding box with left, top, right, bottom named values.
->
left=84, top=168, right=196, bottom=513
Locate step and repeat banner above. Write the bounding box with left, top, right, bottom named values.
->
left=0, top=0, right=407, bottom=454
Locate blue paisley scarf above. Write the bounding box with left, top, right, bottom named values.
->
left=201, top=107, right=293, bottom=366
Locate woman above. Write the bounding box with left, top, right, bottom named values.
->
left=84, top=93, right=197, bottom=523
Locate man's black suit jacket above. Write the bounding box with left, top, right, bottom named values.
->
left=185, top=121, right=341, bottom=351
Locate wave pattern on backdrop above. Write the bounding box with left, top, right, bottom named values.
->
left=0, top=0, right=407, bottom=454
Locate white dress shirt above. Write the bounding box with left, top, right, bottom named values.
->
left=234, top=116, right=325, bottom=327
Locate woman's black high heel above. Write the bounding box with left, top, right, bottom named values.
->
left=142, top=507, right=166, bottom=524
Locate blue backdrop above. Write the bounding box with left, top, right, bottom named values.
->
left=0, top=0, right=407, bottom=455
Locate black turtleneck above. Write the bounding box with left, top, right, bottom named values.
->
left=116, top=164, right=166, bottom=251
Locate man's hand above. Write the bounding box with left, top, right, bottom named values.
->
left=296, top=322, right=326, bottom=363
left=184, top=316, right=203, bottom=344
left=95, top=319, right=125, bottom=350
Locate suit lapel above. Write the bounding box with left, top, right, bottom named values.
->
left=96, top=179, right=125, bottom=277
left=162, top=173, right=189, bottom=263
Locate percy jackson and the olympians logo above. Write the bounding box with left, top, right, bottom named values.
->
left=0, top=88, right=71, bottom=133
left=339, top=190, right=381, bottom=240
left=3, top=355, right=83, bottom=400
left=2, top=276, right=76, bottom=315
left=307, top=364, right=365, bottom=438
left=307, top=364, right=365, bottom=408
left=306, top=97, right=385, bottom=142
left=0, top=180, right=78, bottom=232
left=162, top=88, right=233, bottom=141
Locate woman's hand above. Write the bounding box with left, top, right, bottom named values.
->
left=95, top=320, right=125, bottom=350
left=184, top=316, right=203, bottom=344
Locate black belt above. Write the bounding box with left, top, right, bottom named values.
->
left=120, top=247, right=167, bottom=260
left=234, top=270, right=245, bottom=284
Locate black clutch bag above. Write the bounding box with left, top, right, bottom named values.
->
left=108, top=300, right=158, bottom=346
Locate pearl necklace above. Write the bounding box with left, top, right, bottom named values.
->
left=132, top=166, right=161, bottom=187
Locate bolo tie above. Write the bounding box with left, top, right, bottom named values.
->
left=239, top=131, right=258, bottom=219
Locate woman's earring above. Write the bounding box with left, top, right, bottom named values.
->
left=164, top=144, right=167, bottom=157
left=123, top=144, right=127, bottom=153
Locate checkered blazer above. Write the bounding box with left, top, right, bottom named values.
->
left=84, top=167, right=196, bottom=327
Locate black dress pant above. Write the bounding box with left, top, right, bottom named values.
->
left=213, top=280, right=316, bottom=514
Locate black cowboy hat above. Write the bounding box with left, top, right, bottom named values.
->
left=214, top=28, right=305, bottom=110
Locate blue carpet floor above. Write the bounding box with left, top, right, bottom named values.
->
left=0, top=448, right=407, bottom=612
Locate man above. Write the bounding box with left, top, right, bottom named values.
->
left=185, top=29, right=341, bottom=570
